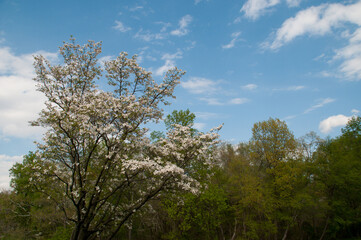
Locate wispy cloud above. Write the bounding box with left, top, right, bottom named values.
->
left=181, top=77, right=218, bottom=94
left=155, top=60, right=176, bottom=76
left=129, top=6, right=144, bottom=12
left=241, top=0, right=302, bottom=20
left=241, top=0, right=281, bottom=20
left=156, top=21, right=171, bottom=33
left=155, top=50, right=183, bottom=76
left=200, top=97, right=223, bottom=106
left=171, top=15, right=193, bottom=36
left=193, top=122, right=206, bottom=131
left=195, top=0, right=209, bottom=5
left=134, top=28, right=165, bottom=42
left=98, top=55, right=114, bottom=66
left=334, top=28, right=361, bottom=80
left=229, top=98, right=249, bottom=104
left=273, top=85, right=305, bottom=91
left=200, top=97, right=249, bottom=106
left=113, top=21, right=131, bottom=32
left=222, top=32, right=242, bottom=49
left=286, top=0, right=301, bottom=7
left=234, top=17, right=242, bottom=24
left=195, top=112, right=220, bottom=120
left=241, top=83, right=258, bottom=90
left=161, top=50, right=183, bottom=61
left=304, top=98, right=335, bottom=114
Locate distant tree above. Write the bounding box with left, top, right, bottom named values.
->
left=150, top=109, right=196, bottom=142
left=313, top=116, right=361, bottom=239
left=250, top=118, right=297, bottom=170
left=164, top=109, right=196, bottom=130
left=10, top=153, right=72, bottom=239
left=20, top=38, right=221, bottom=240
left=249, top=118, right=306, bottom=240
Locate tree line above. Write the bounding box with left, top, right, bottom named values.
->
left=0, top=39, right=360, bottom=239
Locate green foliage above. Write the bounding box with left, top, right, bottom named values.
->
left=49, top=226, right=73, bottom=240
left=313, top=116, right=361, bottom=238
left=10, top=152, right=37, bottom=196
left=5, top=116, right=361, bottom=239
left=164, top=185, right=230, bottom=240
left=151, top=109, right=196, bottom=142
left=150, top=130, right=166, bottom=142
left=164, top=109, right=195, bottom=130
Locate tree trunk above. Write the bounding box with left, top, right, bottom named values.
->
left=230, top=218, right=237, bottom=240
left=71, top=225, right=92, bottom=240
left=281, top=224, right=289, bottom=240
left=128, top=226, right=132, bottom=240
left=319, top=216, right=329, bottom=240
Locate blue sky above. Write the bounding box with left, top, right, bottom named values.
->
left=1, top=0, right=361, bottom=189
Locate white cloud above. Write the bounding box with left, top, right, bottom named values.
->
left=319, top=114, right=351, bottom=133
left=129, top=6, right=144, bottom=12
left=113, top=20, right=131, bottom=32
left=98, top=55, right=114, bottom=66
left=334, top=29, right=361, bottom=80
left=241, top=0, right=281, bottom=20
left=0, top=47, right=57, bottom=139
left=0, top=154, right=23, bottom=190
left=134, top=29, right=165, bottom=42
left=222, top=32, right=242, bottom=49
left=286, top=85, right=305, bottom=91
left=155, top=59, right=176, bottom=76
left=228, top=98, right=249, bottom=104
left=195, top=112, right=220, bottom=120
left=200, top=97, right=223, bottom=106
left=155, top=51, right=183, bottom=76
left=265, top=1, right=361, bottom=80
left=273, top=85, right=305, bottom=91
left=200, top=97, right=249, bottom=106
left=194, top=0, right=209, bottom=4
left=156, top=21, right=171, bottom=33
left=284, top=115, right=297, bottom=120
left=234, top=17, right=242, bottom=24
left=161, top=50, right=183, bottom=60
left=304, top=98, right=335, bottom=114
left=352, top=109, right=360, bottom=114
left=181, top=77, right=218, bottom=94
left=171, top=15, right=193, bottom=36
left=266, top=1, right=361, bottom=48
left=286, top=0, right=301, bottom=7
left=193, top=122, right=206, bottom=131
left=266, top=2, right=361, bottom=49
left=241, top=83, right=258, bottom=90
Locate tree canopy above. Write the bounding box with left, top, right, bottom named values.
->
left=11, top=38, right=221, bottom=240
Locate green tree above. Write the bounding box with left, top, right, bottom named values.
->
left=151, top=109, right=196, bottom=142
left=249, top=118, right=307, bottom=240
left=164, top=109, right=196, bottom=130
left=223, top=143, right=276, bottom=240
left=313, top=116, right=361, bottom=239
left=250, top=118, right=297, bottom=171
left=9, top=153, right=72, bottom=239
left=164, top=185, right=230, bottom=240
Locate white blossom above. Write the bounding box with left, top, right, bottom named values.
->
left=27, top=38, right=220, bottom=238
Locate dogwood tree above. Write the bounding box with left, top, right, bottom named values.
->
left=25, top=38, right=221, bottom=240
